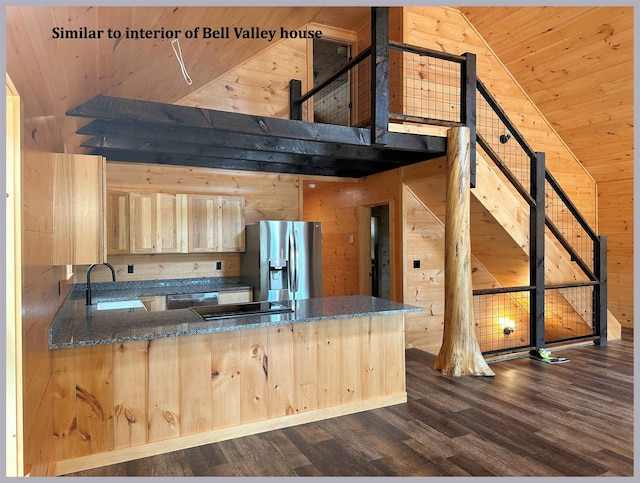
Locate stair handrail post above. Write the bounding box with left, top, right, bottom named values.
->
left=462, top=52, right=477, bottom=188
left=531, top=152, right=546, bottom=350
left=595, top=236, right=608, bottom=345
left=289, top=79, right=302, bottom=121
left=370, top=6, right=389, bottom=145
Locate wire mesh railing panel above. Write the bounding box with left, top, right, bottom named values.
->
left=389, top=47, right=461, bottom=123
left=545, top=179, right=595, bottom=274
left=476, top=89, right=531, bottom=194
left=300, top=54, right=371, bottom=127
left=544, top=285, right=595, bottom=343
left=473, top=290, right=531, bottom=354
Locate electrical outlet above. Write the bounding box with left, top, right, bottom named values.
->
left=216, top=261, right=222, bottom=270
left=128, top=264, right=134, bottom=273
left=413, top=260, right=420, bottom=269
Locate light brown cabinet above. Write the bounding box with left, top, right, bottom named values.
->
left=218, top=289, right=252, bottom=305
left=106, top=191, right=244, bottom=255
left=53, top=153, right=106, bottom=265
left=128, top=192, right=188, bottom=254
left=187, top=195, right=245, bottom=253
left=106, top=191, right=129, bottom=255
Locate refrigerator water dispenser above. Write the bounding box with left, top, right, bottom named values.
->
left=268, top=258, right=288, bottom=291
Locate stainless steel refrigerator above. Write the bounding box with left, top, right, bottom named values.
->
left=241, top=221, right=322, bottom=302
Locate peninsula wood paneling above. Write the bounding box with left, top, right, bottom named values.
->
left=50, top=316, right=406, bottom=473
left=459, top=6, right=634, bottom=326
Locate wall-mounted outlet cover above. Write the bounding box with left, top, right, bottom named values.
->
left=216, top=261, right=222, bottom=270
left=413, top=260, right=420, bottom=269
left=348, top=235, right=354, bottom=244
left=128, top=264, right=134, bottom=273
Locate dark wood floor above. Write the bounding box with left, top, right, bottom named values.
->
left=65, top=329, right=634, bottom=477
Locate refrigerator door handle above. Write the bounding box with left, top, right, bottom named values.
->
left=288, top=230, right=296, bottom=298
left=293, top=229, right=299, bottom=294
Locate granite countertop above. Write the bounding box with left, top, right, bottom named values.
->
left=48, top=278, right=422, bottom=349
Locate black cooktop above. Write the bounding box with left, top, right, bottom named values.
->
left=189, top=301, right=293, bottom=320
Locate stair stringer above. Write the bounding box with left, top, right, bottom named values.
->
left=401, top=152, right=621, bottom=342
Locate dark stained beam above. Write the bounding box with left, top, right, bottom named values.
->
left=68, top=95, right=372, bottom=146
left=77, top=120, right=433, bottom=164
left=81, top=135, right=404, bottom=174
left=371, top=6, right=389, bottom=145
left=90, top=148, right=378, bottom=178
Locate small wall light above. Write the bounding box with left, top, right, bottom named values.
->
left=308, top=183, right=316, bottom=189
left=499, top=133, right=511, bottom=144
left=499, top=317, right=516, bottom=335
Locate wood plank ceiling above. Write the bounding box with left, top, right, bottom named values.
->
left=459, top=6, right=634, bottom=187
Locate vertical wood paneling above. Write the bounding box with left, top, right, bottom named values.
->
left=292, top=323, right=318, bottom=413
left=382, top=314, right=405, bottom=395
left=340, top=317, right=363, bottom=404
left=239, top=327, right=269, bottom=423
left=316, top=319, right=342, bottom=409
left=75, top=344, right=113, bottom=456
left=267, top=325, right=296, bottom=418
left=362, top=316, right=385, bottom=399
left=113, top=341, right=147, bottom=449
left=147, top=338, right=180, bottom=442
left=178, top=335, right=212, bottom=435
left=211, top=331, right=241, bottom=429
left=52, top=348, right=76, bottom=461
left=49, top=316, right=407, bottom=467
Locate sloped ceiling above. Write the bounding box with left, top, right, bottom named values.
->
left=459, top=6, right=634, bottom=186
left=5, top=6, right=369, bottom=153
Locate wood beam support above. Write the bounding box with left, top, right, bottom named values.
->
left=433, top=126, right=494, bottom=377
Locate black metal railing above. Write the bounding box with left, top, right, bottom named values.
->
left=289, top=11, right=606, bottom=353
left=474, top=75, right=607, bottom=352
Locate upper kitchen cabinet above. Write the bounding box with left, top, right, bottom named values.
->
left=106, top=190, right=129, bottom=254
left=187, top=194, right=220, bottom=252
left=221, top=196, right=246, bottom=252
left=187, top=195, right=246, bottom=253
left=52, top=153, right=106, bottom=265
left=128, top=192, right=188, bottom=254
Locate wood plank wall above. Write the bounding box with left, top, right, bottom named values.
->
left=399, top=7, right=599, bottom=230
left=303, top=170, right=403, bottom=302
left=82, top=162, right=302, bottom=283
left=20, top=148, right=73, bottom=475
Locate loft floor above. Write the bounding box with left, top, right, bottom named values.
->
left=67, top=95, right=447, bottom=178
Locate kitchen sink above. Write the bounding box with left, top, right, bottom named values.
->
left=96, top=299, right=146, bottom=311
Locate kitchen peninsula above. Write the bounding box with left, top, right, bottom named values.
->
left=48, top=278, right=420, bottom=475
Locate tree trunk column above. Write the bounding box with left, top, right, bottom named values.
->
left=433, top=127, right=494, bottom=377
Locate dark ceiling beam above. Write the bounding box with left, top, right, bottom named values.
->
left=80, top=135, right=404, bottom=174
left=77, top=119, right=428, bottom=164
left=89, top=148, right=376, bottom=178
left=68, top=95, right=372, bottom=146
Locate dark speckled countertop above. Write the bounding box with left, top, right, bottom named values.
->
left=48, top=277, right=421, bottom=349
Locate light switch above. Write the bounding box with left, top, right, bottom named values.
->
left=413, top=260, right=420, bottom=269
left=348, top=235, right=354, bottom=244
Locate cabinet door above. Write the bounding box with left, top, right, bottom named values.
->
left=187, top=195, right=221, bottom=252
left=156, top=193, right=187, bottom=253
left=52, top=153, right=106, bottom=265
left=220, top=196, right=246, bottom=252
left=106, top=190, right=129, bottom=255
left=129, top=193, right=156, bottom=254
left=218, top=290, right=252, bottom=305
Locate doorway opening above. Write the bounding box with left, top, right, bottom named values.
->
left=312, top=37, right=352, bottom=126
left=371, top=204, right=390, bottom=299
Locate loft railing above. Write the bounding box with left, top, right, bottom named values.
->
left=289, top=6, right=606, bottom=354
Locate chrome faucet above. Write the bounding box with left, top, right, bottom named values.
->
left=86, top=262, right=116, bottom=305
